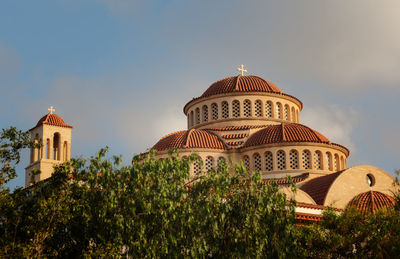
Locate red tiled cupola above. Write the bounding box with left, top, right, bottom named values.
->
left=347, top=191, right=396, bottom=214
left=243, top=123, right=330, bottom=148
left=35, top=113, right=73, bottom=129
left=201, top=75, right=283, bottom=98
left=153, top=129, right=227, bottom=151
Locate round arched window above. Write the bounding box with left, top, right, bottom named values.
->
left=366, top=174, right=375, bottom=187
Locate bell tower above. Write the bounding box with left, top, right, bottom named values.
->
left=25, top=107, right=73, bottom=187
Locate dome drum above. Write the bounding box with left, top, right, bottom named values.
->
left=185, top=93, right=301, bottom=129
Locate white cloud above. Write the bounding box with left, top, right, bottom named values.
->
left=301, top=105, right=358, bottom=154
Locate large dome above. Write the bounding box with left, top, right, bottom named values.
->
left=201, top=75, right=283, bottom=98
left=153, top=129, right=227, bottom=151
left=243, top=123, right=331, bottom=148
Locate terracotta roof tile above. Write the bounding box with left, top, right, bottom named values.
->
left=262, top=173, right=309, bottom=185
left=243, top=123, right=345, bottom=150
left=296, top=202, right=341, bottom=211
left=201, top=75, right=284, bottom=98
left=209, top=125, right=268, bottom=131
left=153, top=129, right=227, bottom=151
left=296, top=212, right=322, bottom=222
left=221, top=133, right=249, bottom=139
left=183, top=75, right=303, bottom=113
left=34, top=113, right=73, bottom=129
left=300, top=171, right=344, bottom=205
left=226, top=141, right=244, bottom=146
left=347, top=191, right=395, bottom=214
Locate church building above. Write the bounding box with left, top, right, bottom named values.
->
left=25, top=66, right=397, bottom=221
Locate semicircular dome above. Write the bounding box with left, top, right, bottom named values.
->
left=153, top=129, right=227, bottom=151
left=347, top=191, right=395, bottom=214
left=36, top=113, right=73, bottom=128
left=201, top=75, right=283, bottom=98
left=243, top=123, right=329, bottom=148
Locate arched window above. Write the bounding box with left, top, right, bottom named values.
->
left=33, top=134, right=39, bottom=161
left=53, top=133, right=61, bottom=161
left=244, top=100, right=251, bottom=117
left=302, top=150, right=311, bottom=169
left=202, top=105, right=208, bottom=123
left=243, top=155, right=250, bottom=169
left=264, top=152, right=273, bottom=171
left=232, top=100, right=240, bottom=118
left=253, top=153, right=261, bottom=171
left=222, top=101, right=229, bottom=119
left=39, top=139, right=43, bottom=159
left=205, top=156, right=214, bottom=171
left=291, top=107, right=296, bottom=122
left=190, top=111, right=194, bottom=127
left=341, top=156, right=345, bottom=170
left=63, top=141, right=68, bottom=161
left=193, top=160, right=201, bottom=175
left=326, top=152, right=332, bottom=171
left=313, top=151, right=322, bottom=170
left=195, top=108, right=200, bottom=124
left=30, top=147, right=34, bottom=163
left=46, top=139, right=50, bottom=159
left=211, top=103, right=218, bottom=120
left=284, top=104, right=290, bottom=121
left=217, top=157, right=226, bottom=170
left=255, top=100, right=262, bottom=117
left=334, top=154, right=339, bottom=171
left=276, top=103, right=282, bottom=119
left=289, top=150, right=299, bottom=169
left=277, top=150, right=286, bottom=170
left=265, top=101, right=272, bottom=118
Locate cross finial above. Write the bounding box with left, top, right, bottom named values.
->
left=48, top=106, right=55, bottom=114
left=237, top=64, right=247, bottom=76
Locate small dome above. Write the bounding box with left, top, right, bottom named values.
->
left=35, top=113, right=73, bottom=128
left=153, top=129, right=227, bottom=151
left=201, top=75, right=283, bottom=98
left=347, top=191, right=395, bottom=214
left=243, top=123, right=330, bottom=148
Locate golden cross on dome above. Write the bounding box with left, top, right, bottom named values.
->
left=237, top=64, right=247, bottom=76
left=48, top=106, right=55, bottom=114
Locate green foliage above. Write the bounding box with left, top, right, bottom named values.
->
left=1, top=147, right=299, bottom=258
left=1, top=126, right=400, bottom=258
left=0, top=126, right=37, bottom=187
left=298, top=207, right=400, bottom=258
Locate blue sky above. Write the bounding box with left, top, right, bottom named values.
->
left=1, top=0, right=400, bottom=189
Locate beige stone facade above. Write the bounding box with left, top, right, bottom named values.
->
left=151, top=74, right=397, bottom=213
left=25, top=115, right=72, bottom=187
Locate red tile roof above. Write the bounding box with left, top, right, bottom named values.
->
left=201, top=75, right=284, bottom=98
left=347, top=191, right=396, bottom=214
left=300, top=171, right=344, bottom=205
left=296, top=212, right=322, bottom=222
left=34, top=113, right=73, bottom=129
left=183, top=75, right=303, bottom=113
left=226, top=141, right=244, bottom=146
left=262, top=173, right=309, bottom=185
left=153, top=129, right=228, bottom=151
left=221, top=133, right=249, bottom=139
left=209, top=125, right=268, bottom=131
left=296, top=202, right=341, bottom=211
left=243, top=123, right=331, bottom=148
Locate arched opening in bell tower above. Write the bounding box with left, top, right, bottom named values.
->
left=53, top=133, right=61, bottom=161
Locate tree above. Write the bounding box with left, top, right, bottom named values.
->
left=0, top=126, right=37, bottom=187
left=0, top=144, right=300, bottom=257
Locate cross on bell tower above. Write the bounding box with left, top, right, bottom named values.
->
left=48, top=106, right=55, bottom=114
